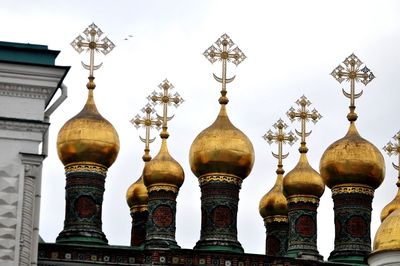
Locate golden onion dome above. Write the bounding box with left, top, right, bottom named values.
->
left=373, top=208, right=400, bottom=252
left=57, top=89, right=120, bottom=168
left=283, top=153, right=325, bottom=198
left=320, top=122, right=385, bottom=189
left=189, top=105, right=255, bottom=179
left=143, top=140, right=184, bottom=188
left=126, top=175, right=148, bottom=212
left=380, top=187, right=400, bottom=222
left=259, top=173, right=287, bottom=219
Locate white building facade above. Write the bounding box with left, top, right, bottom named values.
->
left=0, top=42, right=69, bottom=266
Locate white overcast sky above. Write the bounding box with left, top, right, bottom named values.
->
left=2, top=0, right=400, bottom=259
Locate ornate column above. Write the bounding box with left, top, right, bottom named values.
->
left=19, top=153, right=45, bottom=266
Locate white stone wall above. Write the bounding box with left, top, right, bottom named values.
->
left=0, top=60, right=68, bottom=266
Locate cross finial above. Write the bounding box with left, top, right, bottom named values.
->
left=263, top=118, right=297, bottom=174
left=383, top=131, right=400, bottom=179
left=286, top=95, right=322, bottom=153
left=131, top=103, right=162, bottom=162
left=71, top=23, right=115, bottom=89
left=203, top=34, right=246, bottom=105
left=331, top=53, right=375, bottom=122
left=148, top=79, right=183, bottom=139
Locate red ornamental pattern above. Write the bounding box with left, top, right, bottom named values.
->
left=346, top=215, right=366, bottom=238
left=211, top=206, right=233, bottom=228
left=75, top=195, right=97, bottom=218
left=152, top=205, right=173, bottom=228
left=295, top=215, right=315, bottom=237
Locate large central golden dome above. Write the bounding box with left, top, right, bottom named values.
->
left=189, top=105, right=254, bottom=179
left=57, top=89, right=120, bottom=168
left=320, top=122, right=385, bottom=189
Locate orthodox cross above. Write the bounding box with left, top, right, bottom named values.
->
left=383, top=131, right=400, bottom=178
left=148, top=79, right=183, bottom=138
left=131, top=103, right=162, bottom=162
left=71, top=23, right=115, bottom=79
left=203, top=34, right=246, bottom=104
left=286, top=95, right=322, bottom=153
left=331, top=53, right=375, bottom=121
left=263, top=118, right=297, bottom=174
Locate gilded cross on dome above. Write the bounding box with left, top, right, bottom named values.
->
left=131, top=103, right=162, bottom=162
left=263, top=119, right=297, bottom=174
left=331, top=53, right=375, bottom=121
left=383, top=131, right=400, bottom=177
left=71, top=23, right=115, bottom=79
left=148, top=79, right=183, bottom=139
left=203, top=34, right=246, bottom=104
left=286, top=95, right=322, bottom=153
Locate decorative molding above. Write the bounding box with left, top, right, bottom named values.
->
left=0, top=83, right=52, bottom=101
left=0, top=118, right=49, bottom=133
left=147, top=184, right=178, bottom=194
left=332, top=183, right=374, bottom=197
left=198, top=173, right=243, bottom=187
left=264, top=215, right=288, bottom=224
left=65, top=162, right=108, bottom=176
left=287, top=195, right=320, bottom=204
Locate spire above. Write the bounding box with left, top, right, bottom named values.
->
left=203, top=33, right=246, bottom=105
left=131, top=103, right=162, bottom=162
left=259, top=119, right=296, bottom=256
left=286, top=95, right=321, bottom=153
left=148, top=79, right=183, bottom=140
left=71, top=23, right=115, bottom=81
left=383, top=131, right=400, bottom=179
left=263, top=119, right=297, bottom=174
left=331, top=53, right=375, bottom=122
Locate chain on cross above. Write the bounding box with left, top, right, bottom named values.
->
left=71, top=23, right=115, bottom=79
left=131, top=103, right=162, bottom=162
left=383, top=131, right=400, bottom=177
left=286, top=95, right=322, bottom=153
left=203, top=34, right=246, bottom=104
left=263, top=118, right=297, bottom=174
left=148, top=79, right=183, bottom=138
left=331, top=53, right=375, bottom=121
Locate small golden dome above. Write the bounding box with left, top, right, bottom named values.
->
left=320, top=122, right=385, bottom=189
left=283, top=153, right=325, bottom=198
left=373, top=208, right=400, bottom=252
left=189, top=105, right=254, bottom=179
left=381, top=187, right=400, bottom=222
left=126, top=175, right=148, bottom=211
left=57, top=89, right=120, bottom=168
left=143, top=140, right=184, bottom=188
left=259, top=173, right=287, bottom=219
